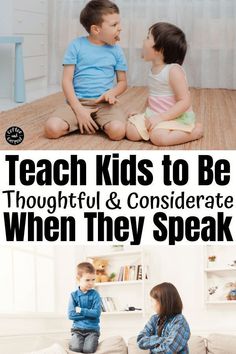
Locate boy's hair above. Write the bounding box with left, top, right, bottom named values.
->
left=149, top=22, right=187, bottom=65
left=80, top=0, right=119, bottom=33
left=150, top=282, right=183, bottom=317
left=77, top=262, right=95, bottom=277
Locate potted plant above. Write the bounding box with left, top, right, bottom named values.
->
left=109, top=272, right=116, bottom=282
left=208, top=255, right=216, bottom=268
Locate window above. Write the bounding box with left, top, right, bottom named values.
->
left=0, top=245, right=55, bottom=314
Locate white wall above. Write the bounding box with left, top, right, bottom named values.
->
left=0, top=246, right=78, bottom=336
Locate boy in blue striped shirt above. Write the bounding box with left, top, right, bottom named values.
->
left=68, top=262, right=101, bottom=353
left=137, top=282, right=190, bottom=353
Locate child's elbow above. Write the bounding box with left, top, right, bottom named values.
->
left=136, top=336, right=144, bottom=349
left=68, top=311, right=76, bottom=320
left=137, top=342, right=144, bottom=349
left=137, top=341, right=146, bottom=350
left=95, top=309, right=101, bottom=318
left=184, top=93, right=192, bottom=110
left=62, top=77, right=70, bottom=90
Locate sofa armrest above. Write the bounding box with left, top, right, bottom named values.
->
left=127, top=336, right=149, bottom=354
left=188, top=335, right=207, bottom=354
left=207, top=333, right=236, bottom=354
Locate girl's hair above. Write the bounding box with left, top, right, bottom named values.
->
left=150, top=282, right=183, bottom=336
left=150, top=282, right=183, bottom=316
left=80, top=0, right=119, bottom=33
left=149, top=22, right=187, bottom=65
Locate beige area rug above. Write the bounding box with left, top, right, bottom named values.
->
left=0, top=87, right=235, bottom=150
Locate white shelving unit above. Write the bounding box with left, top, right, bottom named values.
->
left=95, top=280, right=143, bottom=287
left=204, top=245, right=236, bottom=304
left=86, top=248, right=149, bottom=317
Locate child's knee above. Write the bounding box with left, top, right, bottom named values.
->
left=69, top=338, right=83, bottom=353
left=69, top=344, right=82, bottom=353
left=83, top=336, right=99, bottom=353
left=83, top=346, right=97, bottom=353
left=104, top=120, right=126, bottom=141
left=126, top=122, right=142, bottom=141
left=44, top=117, right=69, bottom=139
left=149, top=130, right=167, bottom=146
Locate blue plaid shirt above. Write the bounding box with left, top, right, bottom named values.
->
left=137, top=314, right=190, bottom=354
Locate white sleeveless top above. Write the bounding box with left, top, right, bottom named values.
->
left=148, top=63, right=186, bottom=96
left=147, top=64, right=190, bottom=114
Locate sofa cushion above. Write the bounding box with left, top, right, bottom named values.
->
left=188, top=335, right=207, bottom=354
left=207, top=333, right=236, bottom=354
left=127, top=336, right=149, bottom=354
left=128, top=335, right=206, bottom=354
left=0, top=335, right=64, bottom=354
left=68, top=335, right=127, bottom=354
left=26, top=343, right=67, bottom=354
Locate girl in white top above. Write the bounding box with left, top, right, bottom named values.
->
left=126, top=22, right=203, bottom=146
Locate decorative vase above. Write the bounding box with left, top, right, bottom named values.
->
left=111, top=245, right=124, bottom=252
left=208, top=261, right=216, bottom=268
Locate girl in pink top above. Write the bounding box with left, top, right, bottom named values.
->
left=126, top=22, right=203, bottom=146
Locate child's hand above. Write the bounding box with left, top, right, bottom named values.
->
left=75, top=306, right=81, bottom=313
left=95, top=90, right=119, bottom=105
left=75, top=106, right=99, bottom=134
left=128, top=112, right=139, bottom=118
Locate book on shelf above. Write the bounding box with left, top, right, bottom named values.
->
left=101, top=297, right=117, bottom=312
left=123, top=265, right=129, bottom=281
left=116, top=264, right=145, bottom=282
left=117, top=266, right=124, bottom=281
left=136, top=265, right=142, bottom=280
left=129, top=265, right=136, bottom=280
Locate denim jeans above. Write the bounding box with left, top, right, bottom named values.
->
left=69, top=329, right=99, bottom=353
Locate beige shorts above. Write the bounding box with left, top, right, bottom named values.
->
left=51, top=99, right=127, bottom=132
left=129, top=112, right=195, bottom=140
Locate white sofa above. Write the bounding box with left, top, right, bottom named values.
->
left=1, top=333, right=236, bottom=354
left=128, top=334, right=236, bottom=354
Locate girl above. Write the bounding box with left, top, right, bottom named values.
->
left=126, top=22, right=203, bottom=146
left=137, top=282, right=190, bottom=353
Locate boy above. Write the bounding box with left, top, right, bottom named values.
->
left=45, top=0, right=128, bottom=141
left=68, top=262, right=101, bottom=353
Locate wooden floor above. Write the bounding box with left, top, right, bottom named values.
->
left=0, top=87, right=235, bottom=150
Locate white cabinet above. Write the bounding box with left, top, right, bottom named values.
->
left=0, top=0, right=48, bottom=99
left=23, top=35, right=47, bottom=57
left=14, top=0, right=47, bottom=13
left=204, top=245, right=236, bottom=304
left=13, top=0, right=48, bottom=90
left=86, top=248, right=150, bottom=317
left=24, top=56, right=47, bottom=80
left=14, top=11, right=48, bottom=34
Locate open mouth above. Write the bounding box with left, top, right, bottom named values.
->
left=114, top=35, right=120, bottom=41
